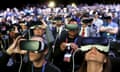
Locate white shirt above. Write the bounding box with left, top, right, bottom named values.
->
left=79, top=27, right=89, bottom=37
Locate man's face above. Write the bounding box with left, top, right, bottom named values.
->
left=55, top=21, right=63, bottom=27
left=29, top=51, right=44, bottom=62
left=28, top=36, right=45, bottom=62
left=68, top=30, right=78, bottom=37
left=68, top=21, right=78, bottom=37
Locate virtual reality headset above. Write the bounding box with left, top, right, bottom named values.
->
left=20, top=40, right=47, bottom=52
left=53, top=16, right=63, bottom=23
left=30, top=25, right=46, bottom=30
left=81, top=18, right=93, bottom=24
left=103, top=16, right=112, bottom=20
left=80, top=37, right=110, bottom=53
left=65, top=24, right=79, bottom=31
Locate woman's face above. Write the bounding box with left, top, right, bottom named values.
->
left=85, top=47, right=106, bottom=64
left=20, top=25, right=28, bottom=30
left=33, top=27, right=45, bottom=36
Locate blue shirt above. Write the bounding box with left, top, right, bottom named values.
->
left=101, top=21, right=118, bottom=40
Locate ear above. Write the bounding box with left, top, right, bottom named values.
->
left=104, top=58, right=107, bottom=63
left=43, top=48, right=48, bottom=55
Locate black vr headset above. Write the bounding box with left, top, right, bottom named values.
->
left=103, top=16, right=112, bottom=20
left=20, top=40, right=47, bottom=52
left=81, top=18, right=93, bottom=24
left=80, top=37, right=110, bottom=53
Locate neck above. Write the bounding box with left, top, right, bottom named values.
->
left=87, top=62, right=103, bottom=72
left=94, top=17, right=98, bottom=20
left=33, top=58, right=46, bottom=68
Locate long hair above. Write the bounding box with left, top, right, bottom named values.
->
left=77, top=56, right=111, bottom=72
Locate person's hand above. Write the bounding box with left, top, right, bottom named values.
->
left=100, top=26, right=108, bottom=32
left=105, top=27, right=113, bottom=32
left=60, top=42, right=67, bottom=51
left=70, top=43, right=78, bottom=51
left=60, top=42, right=78, bottom=51
left=6, top=36, right=27, bottom=55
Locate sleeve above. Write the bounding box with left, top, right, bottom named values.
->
left=113, top=23, right=118, bottom=28
left=0, top=51, right=11, bottom=68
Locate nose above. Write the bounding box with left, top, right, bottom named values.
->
left=90, top=47, right=97, bottom=53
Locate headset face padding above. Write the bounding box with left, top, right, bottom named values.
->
left=80, top=37, right=110, bottom=53
left=80, top=44, right=109, bottom=52
left=65, top=24, right=79, bottom=30
left=20, top=40, right=46, bottom=52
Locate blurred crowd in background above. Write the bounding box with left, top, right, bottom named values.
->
left=0, top=3, right=120, bottom=72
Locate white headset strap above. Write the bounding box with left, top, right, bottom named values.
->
left=40, top=41, right=45, bottom=51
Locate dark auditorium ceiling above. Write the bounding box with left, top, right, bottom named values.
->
left=0, top=0, right=120, bottom=9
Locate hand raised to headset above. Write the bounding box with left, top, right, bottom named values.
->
left=6, top=36, right=27, bottom=55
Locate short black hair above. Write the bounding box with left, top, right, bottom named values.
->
left=103, top=16, right=112, bottom=20
left=68, top=18, right=77, bottom=24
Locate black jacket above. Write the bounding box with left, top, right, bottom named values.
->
left=0, top=52, right=61, bottom=72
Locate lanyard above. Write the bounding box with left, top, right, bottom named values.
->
left=32, top=62, right=47, bottom=72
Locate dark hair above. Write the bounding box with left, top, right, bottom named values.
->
left=68, top=18, right=77, bottom=24
left=82, top=12, right=90, bottom=18
left=103, top=16, right=112, bottom=20
left=77, top=55, right=111, bottom=72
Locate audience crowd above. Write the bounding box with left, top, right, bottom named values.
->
left=0, top=4, right=120, bottom=72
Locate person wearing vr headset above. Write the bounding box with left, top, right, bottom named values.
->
left=51, top=16, right=65, bottom=39
left=0, top=36, right=61, bottom=72
left=52, top=18, right=82, bottom=72
left=100, top=15, right=118, bottom=41
left=79, top=17, right=99, bottom=37
left=77, top=37, right=111, bottom=72
left=30, top=20, right=47, bottom=37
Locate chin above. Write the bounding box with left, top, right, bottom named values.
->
left=29, top=57, right=37, bottom=62
left=86, top=57, right=97, bottom=62
left=29, top=58, right=34, bottom=62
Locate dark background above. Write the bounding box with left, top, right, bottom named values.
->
left=0, top=0, right=120, bottom=9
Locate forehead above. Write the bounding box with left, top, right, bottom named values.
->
left=69, top=21, right=77, bottom=24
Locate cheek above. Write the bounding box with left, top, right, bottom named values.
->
left=34, top=30, right=39, bottom=33
left=85, top=53, right=90, bottom=61
left=29, top=53, right=41, bottom=61
left=85, top=52, right=98, bottom=61
left=86, top=54, right=106, bottom=63
left=34, top=30, right=42, bottom=35
left=68, top=31, right=77, bottom=35
left=97, top=54, right=106, bottom=63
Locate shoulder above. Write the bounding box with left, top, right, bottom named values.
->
left=76, top=36, right=82, bottom=41
left=110, top=22, right=118, bottom=27
left=59, top=30, right=68, bottom=39
left=46, top=62, right=61, bottom=72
